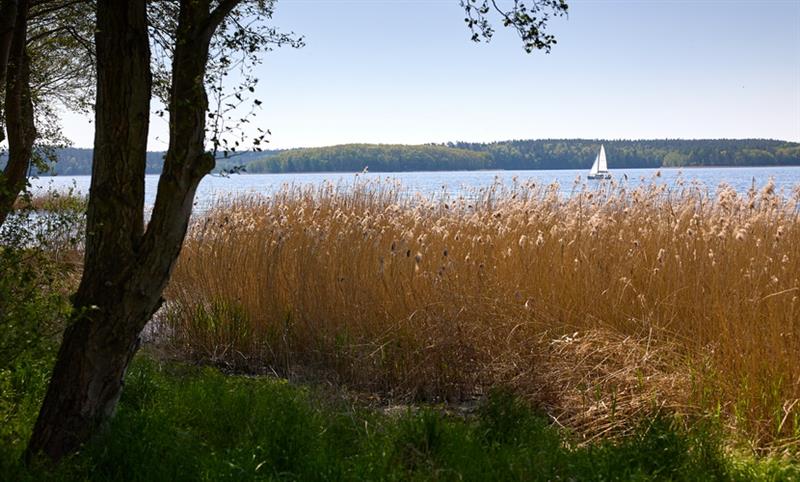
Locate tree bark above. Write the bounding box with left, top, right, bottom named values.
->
left=0, top=0, right=33, bottom=227
left=25, top=0, right=152, bottom=462
left=0, top=0, right=18, bottom=138
left=26, top=0, right=239, bottom=463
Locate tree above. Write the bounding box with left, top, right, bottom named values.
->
left=0, top=0, right=33, bottom=226
left=0, top=0, right=94, bottom=226
left=24, top=0, right=568, bottom=462
left=24, top=0, right=293, bottom=461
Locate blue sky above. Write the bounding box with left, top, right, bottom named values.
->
left=61, top=0, right=800, bottom=149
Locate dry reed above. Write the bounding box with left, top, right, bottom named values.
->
left=164, top=176, right=800, bottom=449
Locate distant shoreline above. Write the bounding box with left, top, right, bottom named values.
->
left=10, top=139, right=800, bottom=176
left=30, top=164, right=800, bottom=178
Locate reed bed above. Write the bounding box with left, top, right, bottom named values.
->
left=4, top=189, right=86, bottom=267
left=164, top=176, right=800, bottom=449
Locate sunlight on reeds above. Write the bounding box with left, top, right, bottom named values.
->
left=164, top=176, right=800, bottom=450
left=5, top=189, right=86, bottom=267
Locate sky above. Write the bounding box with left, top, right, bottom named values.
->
left=60, top=0, right=800, bottom=150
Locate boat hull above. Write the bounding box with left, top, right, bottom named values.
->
left=587, top=173, right=611, bottom=180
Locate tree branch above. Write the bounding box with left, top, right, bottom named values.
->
left=202, top=0, right=242, bottom=42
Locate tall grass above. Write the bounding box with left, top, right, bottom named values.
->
left=164, top=176, right=800, bottom=449
left=12, top=357, right=788, bottom=481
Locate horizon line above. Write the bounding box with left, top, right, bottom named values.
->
left=58, top=136, right=800, bottom=152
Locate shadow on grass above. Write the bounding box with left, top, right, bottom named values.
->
left=3, top=357, right=798, bottom=481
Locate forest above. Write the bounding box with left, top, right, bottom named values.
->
left=247, top=138, right=800, bottom=172
left=247, top=143, right=491, bottom=173
left=22, top=139, right=799, bottom=175
left=451, top=138, right=800, bottom=170
left=19, top=148, right=272, bottom=175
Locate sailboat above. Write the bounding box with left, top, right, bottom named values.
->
left=587, top=144, right=611, bottom=180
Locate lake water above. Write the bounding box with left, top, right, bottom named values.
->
left=29, top=166, right=800, bottom=210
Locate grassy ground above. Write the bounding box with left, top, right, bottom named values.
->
left=2, top=356, right=798, bottom=481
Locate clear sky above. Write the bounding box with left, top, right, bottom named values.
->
left=60, top=0, right=800, bottom=149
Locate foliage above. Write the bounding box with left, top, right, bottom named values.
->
left=24, top=139, right=800, bottom=176
left=248, top=143, right=491, bottom=173
left=453, top=138, right=800, bottom=170
left=0, top=245, right=69, bottom=369
left=0, top=342, right=55, bottom=474
left=461, top=0, right=569, bottom=53
left=237, top=138, right=800, bottom=173
left=0, top=187, right=83, bottom=365
left=246, top=138, right=800, bottom=173
left=0, top=189, right=84, bottom=459
left=147, top=0, right=302, bottom=162
left=14, top=147, right=274, bottom=175
left=0, top=0, right=96, bottom=172
left=5, top=357, right=796, bottom=480
left=25, top=0, right=95, bottom=170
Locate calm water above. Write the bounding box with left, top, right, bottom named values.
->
left=29, top=166, right=800, bottom=211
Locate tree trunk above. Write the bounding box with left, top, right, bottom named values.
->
left=0, top=0, right=18, bottom=145
left=0, top=0, right=33, bottom=227
left=25, top=0, right=152, bottom=462
left=137, top=0, right=218, bottom=273
left=26, top=0, right=238, bottom=463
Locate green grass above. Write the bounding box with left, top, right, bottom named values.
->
left=2, top=356, right=797, bottom=481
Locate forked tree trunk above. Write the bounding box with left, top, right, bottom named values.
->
left=26, top=0, right=239, bottom=463
left=0, top=0, right=34, bottom=227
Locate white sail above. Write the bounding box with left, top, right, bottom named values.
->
left=598, top=144, right=608, bottom=172
left=589, top=153, right=600, bottom=175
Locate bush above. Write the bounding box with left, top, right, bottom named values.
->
left=0, top=187, right=82, bottom=467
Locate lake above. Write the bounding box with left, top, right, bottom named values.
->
left=29, top=166, right=800, bottom=211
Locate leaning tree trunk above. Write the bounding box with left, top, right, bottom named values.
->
left=0, top=0, right=34, bottom=227
left=26, top=0, right=239, bottom=463
left=0, top=0, right=19, bottom=144
left=25, top=0, right=153, bottom=461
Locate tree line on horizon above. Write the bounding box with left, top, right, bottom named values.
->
left=451, top=138, right=800, bottom=170
left=250, top=138, right=800, bottom=172
left=6, top=138, right=800, bottom=175
left=7, top=148, right=271, bottom=175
